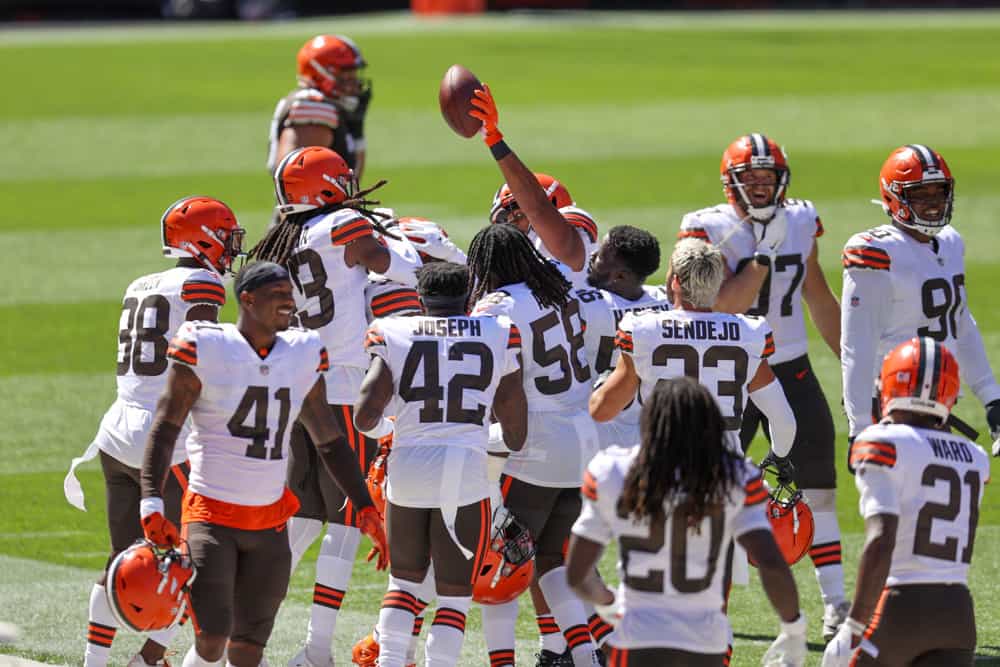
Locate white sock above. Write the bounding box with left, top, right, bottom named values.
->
left=377, top=576, right=427, bottom=667
left=287, top=516, right=324, bottom=574
left=538, top=567, right=594, bottom=666
left=305, top=524, right=361, bottom=657
left=537, top=614, right=566, bottom=653
left=425, top=596, right=471, bottom=667
left=182, top=645, right=224, bottom=667
left=482, top=599, right=518, bottom=666
left=407, top=614, right=424, bottom=665
left=147, top=624, right=180, bottom=651
left=809, top=510, right=845, bottom=606
left=84, top=583, right=118, bottom=667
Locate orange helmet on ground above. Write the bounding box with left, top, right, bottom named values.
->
left=161, top=196, right=245, bottom=276
left=490, top=173, right=574, bottom=225
left=878, top=144, right=954, bottom=237
left=720, top=133, right=790, bottom=223
left=879, top=337, right=960, bottom=424
left=473, top=511, right=536, bottom=605
left=274, top=147, right=358, bottom=216
left=296, top=35, right=367, bottom=108
left=106, top=541, right=196, bottom=632
left=749, top=474, right=813, bottom=567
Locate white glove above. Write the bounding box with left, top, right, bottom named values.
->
left=753, top=208, right=788, bottom=261
left=490, top=503, right=513, bottom=542
left=593, top=593, right=622, bottom=626
left=762, top=614, right=807, bottom=667
left=397, top=219, right=467, bottom=264
left=821, top=621, right=861, bottom=667
left=992, top=438, right=1000, bottom=458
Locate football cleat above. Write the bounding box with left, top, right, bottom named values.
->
left=879, top=337, right=959, bottom=425
left=296, top=35, right=368, bottom=110
left=822, top=600, right=852, bottom=643
left=749, top=470, right=814, bottom=567
left=534, top=648, right=575, bottom=666
left=490, top=173, right=574, bottom=225
left=161, top=196, right=245, bottom=276
left=274, top=146, right=358, bottom=216
left=126, top=654, right=172, bottom=667
left=288, top=646, right=332, bottom=667
left=720, top=133, right=790, bottom=223
left=106, top=540, right=196, bottom=633
left=878, top=144, right=954, bottom=237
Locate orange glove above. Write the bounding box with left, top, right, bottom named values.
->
left=469, top=84, right=504, bottom=148
left=357, top=505, right=389, bottom=571
left=141, top=511, right=179, bottom=548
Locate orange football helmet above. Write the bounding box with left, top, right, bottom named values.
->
left=879, top=337, right=960, bottom=424
left=749, top=474, right=814, bottom=567
left=878, top=144, right=954, bottom=236
left=106, top=540, right=196, bottom=632
left=490, top=173, right=575, bottom=225
left=720, top=133, right=790, bottom=223
left=274, top=146, right=358, bottom=216
left=161, top=196, right=245, bottom=276
left=296, top=35, right=367, bottom=108
left=473, top=511, right=536, bottom=605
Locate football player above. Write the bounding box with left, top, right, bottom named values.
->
left=569, top=377, right=807, bottom=667
left=138, top=262, right=387, bottom=667
left=589, top=238, right=796, bottom=663
left=355, top=262, right=528, bottom=667
left=63, top=196, right=243, bottom=667
left=467, top=84, right=598, bottom=288
left=823, top=338, right=989, bottom=666
left=842, top=144, right=1000, bottom=455
left=249, top=147, right=423, bottom=667
left=678, top=134, right=848, bottom=639
left=467, top=224, right=602, bottom=667
left=267, top=35, right=371, bottom=181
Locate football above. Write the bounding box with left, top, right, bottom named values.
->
left=439, top=64, right=484, bottom=138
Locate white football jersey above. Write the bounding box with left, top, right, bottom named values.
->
left=530, top=205, right=600, bottom=289
left=364, top=314, right=521, bottom=507
left=841, top=224, right=1000, bottom=435
left=473, top=271, right=598, bottom=486
left=679, top=199, right=823, bottom=364
left=289, top=208, right=375, bottom=404
left=364, top=277, right=422, bottom=322
left=572, top=446, right=770, bottom=652
left=616, top=309, right=773, bottom=448
left=168, top=322, right=327, bottom=507
left=577, top=285, right=671, bottom=448
left=852, top=422, right=990, bottom=587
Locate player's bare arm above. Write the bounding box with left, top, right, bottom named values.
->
left=801, top=241, right=841, bottom=358
left=469, top=85, right=586, bottom=271
left=738, top=528, right=801, bottom=623
left=847, top=513, right=897, bottom=626
left=354, top=355, right=394, bottom=433
left=491, top=368, right=528, bottom=452
left=565, top=534, right=615, bottom=607
left=588, top=353, right=639, bottom=422
left=714, top=258, right=770, bottom=313
left=140, top=364, right=201, bottom=501
left=277, top=124, right=335, bottom=166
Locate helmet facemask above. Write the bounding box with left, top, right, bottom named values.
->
left=725, top=165, right=789, bottom=223
left=884, top=177, right=954, bottom=237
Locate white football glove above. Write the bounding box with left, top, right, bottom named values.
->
left=397, top=219, right=467, bottom=264
left=821, top=621, right=861, bottom=667
left=761, top=614, right=807, bottom=667
left=753, top=208, right=788, bottom=262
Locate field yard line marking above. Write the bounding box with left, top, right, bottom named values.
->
left=2, top=10, right=1000, bottom=47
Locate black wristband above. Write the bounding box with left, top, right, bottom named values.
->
left=753, top=253, right=771, bottom=267
left=490, top=140, right=512, bottom=161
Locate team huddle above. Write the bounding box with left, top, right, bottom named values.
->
left=64, top=33, right=996, bottom=667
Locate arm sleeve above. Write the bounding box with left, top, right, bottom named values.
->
left=956, top=309, right=1000, bottom=405
left=749, top=378, right=796, bottom=457
left=571, top=464, right=614, bottom=546
left=841, top=268, right=892, bottom=436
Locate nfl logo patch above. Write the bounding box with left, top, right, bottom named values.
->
left=850, top=296, right=860, bottom=307
left=260, top=365, right=270, bottom=376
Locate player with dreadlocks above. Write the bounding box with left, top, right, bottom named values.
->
left=252, top=146, right=423, bottom=667
left=568, top=376, right=807, bottom=666
left=468, top=223, right=602, bottom=667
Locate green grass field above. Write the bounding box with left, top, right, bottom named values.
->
left=1, top=10, right=999, bottom=665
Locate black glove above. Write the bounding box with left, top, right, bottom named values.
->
left=760, top=450, right=795, bottom=487
left=986, top=399, right=1000, bottom=457
left=344, top=81, right=372, bottom=138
